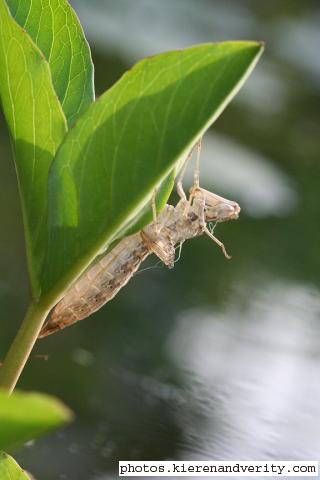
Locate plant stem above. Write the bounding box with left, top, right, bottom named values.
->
left=0, top=303, right=50, bottom=394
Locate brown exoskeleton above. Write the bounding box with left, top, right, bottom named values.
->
left=39, top=138, right=240, bottom=338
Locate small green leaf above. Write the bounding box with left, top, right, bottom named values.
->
left=0, top=453, right=32, bottom=480
left=0, top=390, right=73, bottom=451
left=0, top=0, right=67, bottom=299
left=42, top=41, right=263, bottom=299
left=6, top=0, right=94, bottom=126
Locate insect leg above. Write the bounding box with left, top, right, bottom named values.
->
left=152, top=186, right=168, bottom=236
left=152, top=187, right=160, bottom=232
left=208, top=221, right=218, bottom=234
left=189, top=137, right=203, bottom=204
left=152, top=187, right=158, bottom=221
left=176, top=145, right=196, bottom=200
left=204, top=227, right=232, bottom=260
left=174, top=241, right=184, bottom=263
left=194, top=137, right=202, bottom=189
left=190, top=192, right=206, bottom=229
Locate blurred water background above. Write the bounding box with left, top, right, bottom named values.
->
left=1, top=0, right=320, bottom=478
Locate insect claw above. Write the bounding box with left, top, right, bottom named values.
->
left=204, top=227, right=232, bottom=260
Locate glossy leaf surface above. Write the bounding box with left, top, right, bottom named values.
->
left=43, top=41, right=263, bottom=299
left=6, top=0, right=94, bottom=126
left=0, top=390, right=72, bottom=450
left=0, top=453, right=32, bottom=480
left=0, top=0, right=67, bottom=299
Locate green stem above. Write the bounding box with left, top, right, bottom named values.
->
left=0, top=303, right=50, bottom=394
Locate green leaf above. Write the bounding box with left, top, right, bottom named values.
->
left=42, top=41, right=263, bottom=299
left=0, top=0, right=67, bottom=299
left=0, top=452, right=32, bottom=480
left=6, top=0, right=94, bottom=126
left=0, top=390, right=73, bottom=451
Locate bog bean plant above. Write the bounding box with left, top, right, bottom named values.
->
left=0, top=0, right=263, bottom=476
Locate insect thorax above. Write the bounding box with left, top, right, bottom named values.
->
left=141, top=198, right=206, bottom=268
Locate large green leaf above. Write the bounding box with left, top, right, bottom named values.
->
left=0, top=390, right=72, bottom=450
left=42, top=41, right=263, bottom=300
left=6, top=0, right=94, bottom=126
left=0, top=453, right=32, bottom=480
left=0, top=0, right=67, bottom=299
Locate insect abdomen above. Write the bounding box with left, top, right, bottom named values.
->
left=39, top=233, right=149, bottom=337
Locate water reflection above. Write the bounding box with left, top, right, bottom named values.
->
left=168, top=280, right=320, bottom=460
